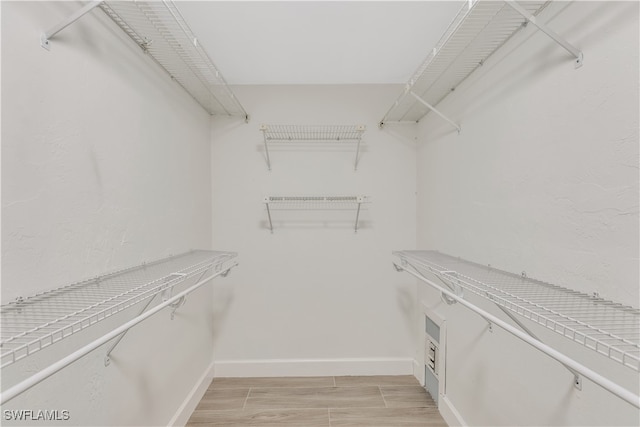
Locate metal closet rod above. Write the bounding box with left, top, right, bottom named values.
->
left=393, top=262, right=640, bottom=409
left=0, top=263, right=238, bottom=405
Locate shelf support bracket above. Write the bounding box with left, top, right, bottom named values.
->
left=396, top=261, right=463, bottom=305
left=264, top=198, right=274, bottom=233
left=104, top=271, right=192, bottom=367
left=505, top=0, right=583, bottom=68
left=495, top=304, right=581, bottom=389
left=354, top=197, right=363, bottom=233
left=104, top=293, right=157, bottom=367
left=435, top=272, right=464, bottom=305
left=260, top=125, right=272, bottom=171
left=354, top=125, right=365, bottom=171
left=41, top=1, right=103, bottom=50
left=410, top=92, right=461, bottom=133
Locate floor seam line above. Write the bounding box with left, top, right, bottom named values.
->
left=242, top=387, right=250, bottom=410
left=379, top=385, right=389, bottom=408
left=234, top=405, right=389, bottom=410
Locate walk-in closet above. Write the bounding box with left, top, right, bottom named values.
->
left=1, top=1, right=638, bottom=426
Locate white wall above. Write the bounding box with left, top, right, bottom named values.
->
left=415, top=1, right=639, bottom=426
left=210, top=85, right=418, bottom=376
left=2, top=2, right=214, bottom=425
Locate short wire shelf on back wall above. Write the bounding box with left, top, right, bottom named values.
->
left=263, top=196, right=368, bottom=233
left=0, top=250, right=237, bottom=369
left=394, top=250, right=640, bottom=371
left=259, top=124, right=366, bottom=171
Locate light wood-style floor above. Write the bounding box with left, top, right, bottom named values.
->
left=186, top=375, right=448, bottom=426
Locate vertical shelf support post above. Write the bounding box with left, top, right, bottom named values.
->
left=41, top=1, right=103, bottom=50
left=264, top=198, right=274, bottom=233
left=505, top=0, right=583, bottom=68
left=354, top=125, right=365, bottom=171
left=354, top=196, right=364, bottom=233
left=410, top=92, right=461, bottom=133
left=260, top=125, right=272, bottom=171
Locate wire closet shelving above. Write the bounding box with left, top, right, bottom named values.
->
left=41, top=1, right=248, bottom=119
left=0, top=250, right=237, bottom=369
left=394, top=250, right=640, bottom=372
left=379, top=0, right=582, bottom=129
left=259, top=125, right=366, bottom=171
left=263, top=196, right=368, bottom=233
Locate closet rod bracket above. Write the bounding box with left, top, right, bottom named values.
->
left=574, top=375, right=582, bottom=390
left=435, top=272, right=464, bottom=305
left=169, top=296, right=186, bottom=320
left=41, top=1, right=103, bottom=50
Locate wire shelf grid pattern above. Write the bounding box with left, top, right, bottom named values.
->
left=263, top=196, right=367, bottom=233
left=394, top=250, right=640, bottom=371
left=381, top=0, right=549, bottom=124
left=0, top=250, right=237, bottom=368
left=264, top=196, right=366, bottom=210
left=99, top=1, right=247, bottom=118
left=260, top=125, right=365, bottom=142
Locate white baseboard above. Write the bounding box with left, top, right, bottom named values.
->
left=168, top=359, right=215, bottom=427
left=412, top=359, right=424, bottom=386
left=214, top=357, right=414, bottom=378
left=439, top=394, right=467, bottom=427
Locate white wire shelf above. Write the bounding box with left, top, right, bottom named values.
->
left=394, top=250, right=640, bottom=372
left=260, top=125, right=365, bottom=142
left=0, top=250, right=237, bottom=369
left=259, top=125, right=366, bottom=171
left=97, top=1, right=248, bottom=119
left=264, top=196, right=368, bottom=233
left=40, top=1, right=248, bottom=119
left=380, top=0, right=581, bottom=127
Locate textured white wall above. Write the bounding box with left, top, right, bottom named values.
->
left=415, top=1, right=639, bottom=426
left=2, top=2, right=214, bottom=425
left=210, top=85, right=418, bottom=376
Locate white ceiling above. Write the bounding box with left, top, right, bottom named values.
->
left=176, top=1, right=463, bottom=85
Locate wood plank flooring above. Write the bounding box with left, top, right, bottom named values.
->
left=186, top=375, right=448, bottom=426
